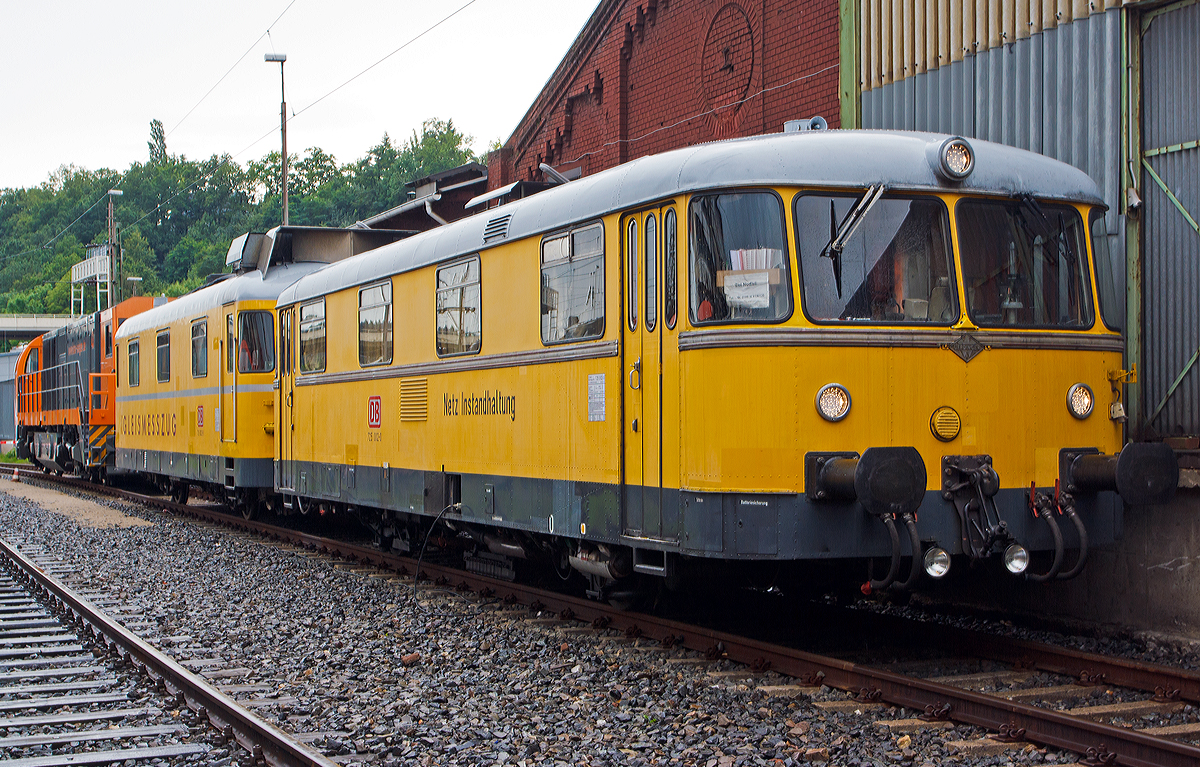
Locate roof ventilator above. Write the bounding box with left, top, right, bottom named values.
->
left=483, top=214, right=512, bottom=243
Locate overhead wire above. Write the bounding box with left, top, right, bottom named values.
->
left=3, top=0, right=480, bottom=262
left=1, top=0, right=302, bottom=264
left=165, top=0, right=301, bottom=139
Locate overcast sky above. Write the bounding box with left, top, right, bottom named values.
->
left=0, top=0, right=597, bottom=190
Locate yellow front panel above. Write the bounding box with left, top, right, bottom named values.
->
left=679, top=344, right=1122, bottom=493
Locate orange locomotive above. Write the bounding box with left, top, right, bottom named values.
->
left=16, top=297, right=163, bottom=480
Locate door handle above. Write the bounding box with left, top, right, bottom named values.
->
left=286, top=392, right=293, bottom=407
left=629, top=357, right=642, bottom=390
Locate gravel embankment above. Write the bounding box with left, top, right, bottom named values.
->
left=0, top=486, right=1130, bottom=766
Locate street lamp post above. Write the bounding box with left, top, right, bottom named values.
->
left=264, top=53, right=288, bottom=226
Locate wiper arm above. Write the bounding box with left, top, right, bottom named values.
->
left=1016, top=192, right=1047, bottom=225
left=821, top=183, right=886, bottom=298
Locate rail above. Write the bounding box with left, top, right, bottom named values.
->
left=0, top=532, right=339, bottom=767
left=14, top=468, right=1200, bottom=767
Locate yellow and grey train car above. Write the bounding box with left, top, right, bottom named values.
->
left=276, top=130, right=1176, bottom=598
left=114, top=227, right=406, bottom=514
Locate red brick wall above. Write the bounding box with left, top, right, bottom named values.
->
left=488, top=0, right=841, bottom=189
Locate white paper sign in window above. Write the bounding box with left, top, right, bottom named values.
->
left=723, top=271, right=770, bottom=309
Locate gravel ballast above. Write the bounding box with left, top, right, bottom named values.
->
left=0, top=484, right=1166, bottom=766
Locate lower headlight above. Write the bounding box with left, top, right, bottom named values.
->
left=1003, top=543, right=1029, bottom=575
left=923, top=547, right=951, bottom=578
left=815, top=383, right=851, bottom=422
left=1066, top=383, right=1094, bottom=419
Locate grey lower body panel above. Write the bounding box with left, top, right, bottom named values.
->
left=275, top=459, right=1122, bottom=561
left=116, top=448, right=273, bottom=489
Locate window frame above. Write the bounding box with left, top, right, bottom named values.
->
left=155, top=329, right=170, bottom=384
left=664, top=208, right=678, bottom=330
left=127, top=340, right=139, bottom=388
left=435, top=256, right=483, bottom=358
left=191, top=319, right=208, bottom=378
left=299, top=299, right=326, bottom=375
left=539, top=221, right=607, bottom=347
left=627, top=219, right=638, bottom=332
left=237, top=310, right=276, bottom=374
left=793, top=190, right=957, bottom=326
left=356, top=281, right=393, bottom=367
left=954, top=197, right=1095, bottom=331
left=645, top=213, right=658, bottom=332
left=1089, top=206, right=1122, bottom=333
left=688, top=188, right=794, bottom=327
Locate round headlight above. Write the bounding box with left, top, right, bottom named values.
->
left=1066, top=383, right=1094, bottom=419
left=815, top=384, right=851, bottom=422
left=930, top=406, right=961, bottom=442
left=1003, top=543, right=1029, bottom=575
left=940, top=137, right=974, bottom=179
left=923, top=547, right=951, bottom=578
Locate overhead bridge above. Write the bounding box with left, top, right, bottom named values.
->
left=0, top=314, right=73, bottom=343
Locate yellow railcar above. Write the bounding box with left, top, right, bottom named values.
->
left=114, top=228, right=405, bottom=514
left=274, top=131, right=1176, bottom=599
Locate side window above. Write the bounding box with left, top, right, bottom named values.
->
left=128, top=340, right=139, bottom=387
left=541, top=223, right=605, bottom=344
left=645, top=214, right=657, bottom=331
left=359, top=282, right=393, bottom=366
left=300, top=300, right=326, bottom=374
left=104, top=325, right=112, bottom=358
left=226, top=314, right=235, bottom=373
left=627, top=220, right=638, bottom=331
left=664, top=208, right=678, bottom=329
left=689, top=191, right=792, bottom=324
left=238, top=311, right=275, bottom=373
left=191, top=320, right=207, bottom=378
left=156, top=330, right=170, bottom=383
left=436, top=258, right=482, bottom=356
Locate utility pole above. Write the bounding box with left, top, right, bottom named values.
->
left=106, top=189, right=122, bottom=308
left=265, top=53, right=288, bottom=226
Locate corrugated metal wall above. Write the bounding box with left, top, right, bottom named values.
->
left=860, top=6, right=1126, bottom=333
left=1141, top=1, right=1200, bottom=437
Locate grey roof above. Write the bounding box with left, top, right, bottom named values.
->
left=278, top=130, right=1106, bottom=306
left=115, top=261, right=329, bottom=341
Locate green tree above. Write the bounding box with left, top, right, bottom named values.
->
left=148, top=119, right=168, bottom=165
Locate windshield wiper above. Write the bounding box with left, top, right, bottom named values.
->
left=821, top=184, right=887, bottom=298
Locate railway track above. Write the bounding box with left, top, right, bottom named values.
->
left=8, top=466, right=1200, bottom=767
left=0, top=525, right=337, bottom=767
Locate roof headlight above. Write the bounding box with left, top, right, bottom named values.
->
left=1003, top=543, right=1029, bottom=575
left=923, top=547, right=951, bottom=578
left=939, top=137, right=974, bottom=179
left=1066, top=383, right=1094, bottom=419
left=815, top=384, right=851, bottom=422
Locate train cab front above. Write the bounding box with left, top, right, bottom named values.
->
left=807, top=440, right=1178, bottom=590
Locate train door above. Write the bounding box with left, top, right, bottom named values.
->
left=277, top=306, right=296, bottom=491
left=220, top=306, right=236, bottom=443
left=622, top=206, right=669, bottom=540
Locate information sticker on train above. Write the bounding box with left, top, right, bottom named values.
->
left=368, top=396, right=382, bottom=429
left=197, top=405, right=204, bottom=428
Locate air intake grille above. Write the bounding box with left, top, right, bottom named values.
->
left=483, top=214, right=512, bottom=242
left=400, top=377, right=428, bottom=422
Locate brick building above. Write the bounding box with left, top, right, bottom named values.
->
left=486, top=0, right=844, bottom=192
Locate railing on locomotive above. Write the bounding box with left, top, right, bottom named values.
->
left=16, top=360, right=87, bottom=423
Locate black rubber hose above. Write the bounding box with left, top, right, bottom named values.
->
left=866, top=514, right=901, bottom=593
left=894, top=513, right=923, bottom=590
left=1056, top=505, right=1089, bottom=580
left=1026, top=509, right=1065, bottom=582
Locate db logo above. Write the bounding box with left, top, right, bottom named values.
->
left=367, top=396, right=381, bottom=428
left=197, top=406, right=204, bottom=428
